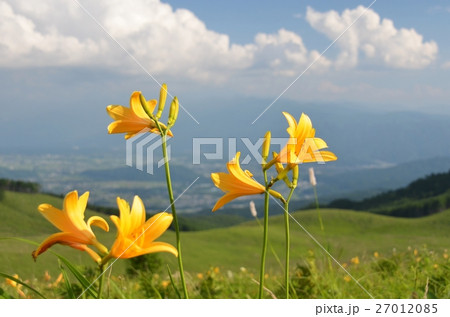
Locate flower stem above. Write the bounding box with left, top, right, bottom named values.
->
left=284, top=188, right=295, bottom=299
left=313, top=186, right=324, bottom=232
left=97, top=264, right=105, bottom=299
left=254, top=216, right=283, bottom=271
left=160, top=132, right=188, bottom=299
left=258, top=169, right=270, bottom=299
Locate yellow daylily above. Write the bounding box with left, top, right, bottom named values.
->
left=32, top=191, right=109, bottom=262
left=108, top=196, right=177, bottom=259
left=106, top=91, right=173, bottom=140
left=211, top=152, right=283, bottom=212
left=277, top=112, right=337, bottom=165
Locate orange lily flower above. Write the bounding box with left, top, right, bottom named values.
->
left=106, top=91, right=172, bottom=139
left=32, top=191, right=109, bottom=262
left=108, top=196, right=177, bottom=259
left=277, top=112, right=337, bottom=165
left=211, top=152, right=283, bottom=211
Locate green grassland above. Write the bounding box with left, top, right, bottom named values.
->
left=0, top=191, right=449, bottom=298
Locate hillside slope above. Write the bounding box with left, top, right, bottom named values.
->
left=328, top=169, right=450, bottom=217
left=0, top=191, right=448, bottom=279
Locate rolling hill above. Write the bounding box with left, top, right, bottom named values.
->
left=0, top=191, right=448, bottom=281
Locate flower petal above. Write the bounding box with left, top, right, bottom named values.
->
left=37, top=204, right=70, bottom=232
left=302, top=150, right=337, bottom=163
left=116, top=197, right=131, bottom=236
left=87, top=216, right=109, bottom=232
left=141, top=212, right=173, bottom=244
left=107, top=120, right=151, bottom=134
left=121, top=242, right=178, bottom=259
left=32, top=232, right=90, bottom=260
left=212, top=192, right=246, bottom=212
left=130, top=91, right=155, bottom=119
left=282, top=112, right=297, bottom=137
left=138, top=241, right=178, bottom=257
left=106, top=105, right=134, bottom=120
left=129, top=196, right=146, bottom=231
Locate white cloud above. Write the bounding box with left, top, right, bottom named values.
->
left=0, top=1, right=103, bottom=67
left=0, top=0, right=326, bottom=82
left=252, top=28, right=330, bottom=76
left=306, top=6, right=438, bottom=69
left=0, top=1, right=439, bottom=84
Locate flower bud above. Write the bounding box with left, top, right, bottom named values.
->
left=139, top=93, right=155, bottom=119
left=273, top=152, right=292, bottom=188
left=167, top=96, right=179, bottom=127
left=292, top=165, right=299, bottom=188
left=262, top=131, right=271, bottom=163
left=155, top=83, right=168, bottom=120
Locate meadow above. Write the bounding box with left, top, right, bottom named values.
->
left=1, top=191, right=448, bottom=298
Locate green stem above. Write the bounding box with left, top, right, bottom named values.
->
left=255, top=217, right=283, bottom=271
left=313, top=186, right=324, bottom=232
left=160, top=132, right=188, bottom=299
left=284, top=188, right=294, bottom=299
left=97, top=264, right=105, bottom=299
left=258, top=170, right=270, bottom=299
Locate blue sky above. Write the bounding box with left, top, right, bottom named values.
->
left=0, top=0, right=449, bottom=150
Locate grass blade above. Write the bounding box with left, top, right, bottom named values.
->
left=167, top=265, right=181, bottom=299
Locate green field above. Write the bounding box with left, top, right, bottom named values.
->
left=0, top=191, right=449, bottom=298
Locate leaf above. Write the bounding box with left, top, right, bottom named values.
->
left=58, top=259, right=75, bottom=299
left=0, top=272, right=46, bottom=299
left=54, top=253, right=97, bottom=298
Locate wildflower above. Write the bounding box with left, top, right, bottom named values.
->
left=351, top=256, right=360, bottom=265
left=161, top=280, right=170, bottom=288
left=240, top=267, right=247, bottom=273
left=443, top=253, right=448, bottom=259
left=342, top=263, right=348, bottom=268
left=433, top=264, right=438, bottom=269
left=197, top=273, right=204, bottom=280
left=374, top=251, right=379, bottom=258
left=5, top=274, right=26, bottom=298
left=44, top=271, right=51, bottom=282
left=106, top=91, right=172, bottom=140
left=32, top=191, right=109, bottom=262
left=214, top=267, right=220, bottom=274
left=344, top=275, right=351, bottom=283
left=414, top=249, right=418, bottom=256
left=5, top=274, right=19, bottom=288
left=249, top=201, right=257, bottom=218
left=211, top=152, right=283, bottom=211
left=52, top=273, right=63, bottom=288
left=277, top=112, right=337, bottom=166
left=108, top=196, right=177, bottom=259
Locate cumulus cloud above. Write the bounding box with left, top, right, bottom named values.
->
left=0, top=0, right=327, bottom=82
left=0, top=1, right=104, bottom=67
left=306, top=6, right=438, bottom=69
left=0, top=1, right=438, bottom=83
